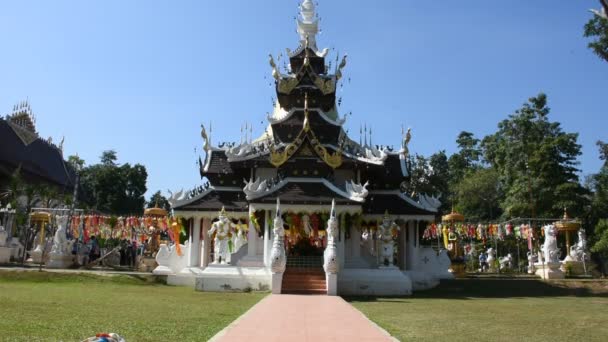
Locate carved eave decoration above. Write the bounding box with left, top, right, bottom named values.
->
left=274, top=38, right=345, bottom=96
left=269, top=94, right=342, bottom=169
left=268, top=103, right=346, bottom=127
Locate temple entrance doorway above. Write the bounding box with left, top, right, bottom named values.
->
left=281, top=214, right=327, bottom=295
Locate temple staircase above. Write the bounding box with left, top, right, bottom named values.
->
left=282, top=256, right=326, bottom=295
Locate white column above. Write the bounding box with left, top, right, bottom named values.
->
left=263, top=210, right=270, bottom=267
left=200, top=218, right=211, bottom=268
left=247, top=207, right=257, bottom=258
left=188, top=218, right=201, bottom=267
left=400, top=220, right=407, bottom=270
left=407, top=220, right=416, bottom=270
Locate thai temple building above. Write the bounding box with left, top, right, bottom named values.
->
left=0, top=101, right=76, bottom=195
left=161, top=0, right=452, bottom=295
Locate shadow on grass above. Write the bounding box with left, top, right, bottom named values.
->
left=345, top=279, right=608, bottom=302
left=0, top=270, right=162, bottom=286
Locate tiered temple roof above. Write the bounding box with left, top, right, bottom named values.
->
left=173, top=0, right=440, bottom=216
left=0, top=101, right=75, bottom=190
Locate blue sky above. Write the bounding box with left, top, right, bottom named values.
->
left=1, top=1, right=606, bottom=199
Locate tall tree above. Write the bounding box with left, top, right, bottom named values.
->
left=588, top=141, right=608, bottom=224
left=428, top=151, right=451, bottom=212
left=100, top=150, right=118, bottom=166
left=76, top=152, right=147, bottom=215
left=584, top=0, right=608, bottom=62
left=453, top=167, right=503, bottom=221
left=448, top=131, right=483, bottom=184
left=67, top=155, right=85, bottom=171
left=147, top=191, right=171, bottom=212
left=482, top=93, right=588, bottom=218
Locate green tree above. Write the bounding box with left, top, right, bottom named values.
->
left=591, top=219, right=608, bottom=274
left=76, top=152, right=148, bottom=215
left=481, top=93, right=588, bottom=218
left=147, top=191, right=171, bottom=212
left=428, top=151, right=451, bottom=213
left=452, top=167, right=502, bottom=221
left=67, top=155, right=85, bottom=171
left=584, top=1, right=608, bottom=62
left=100, top=150, right=118, bottom=166
left=448, top=131, right=483, bottom=184
left=591, top=141, right=608, bottom=215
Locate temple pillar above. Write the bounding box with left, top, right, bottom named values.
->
left=200, top=218, right=211, bottom=268
left=263, top=210, right=270, bottom=267
left=399, top=220, right=407, bottom=270
left=188, top=217, right=201, bottom=267
left=338, top=218, right=345, bottom=271
left=406, top=220, right=416, bottom=270
left=247, top=207, right=257, bottom=258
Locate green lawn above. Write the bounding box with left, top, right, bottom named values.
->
left=348, top=279, right=608, bottom=342
left=0, top=271, right=266, bottom=342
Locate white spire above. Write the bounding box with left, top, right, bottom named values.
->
left=297, top=0, right=319, bottom=51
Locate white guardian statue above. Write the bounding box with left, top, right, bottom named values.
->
left=570, top=229, right=590, bottom=262
left=208, top=207, right=236, bottom=264
left=323, top=200, right=339, bottom=274
left=378, top=211, right=399, bottom=268
left=270, top=199, right=286, bottom=274
left=540, top=224, right=561, bottom=263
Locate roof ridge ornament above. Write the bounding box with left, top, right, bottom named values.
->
left=296, top=0, right=320, bottom=52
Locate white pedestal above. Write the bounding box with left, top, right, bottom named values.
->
left=0, top=247, right=11, bottom=263
left=534, top=262, right=564, bottom=279
left=28, top=248, right=47, bottom=264
left=326, top=273, right=338, bottom=296
left=339, top=268, right=413, bottom=296
left=47, top=254, right=74, bottom=269
left=561, top=260, right=594, bottom=276
left=192, top=265, right=270, bottom=292
left=271, top=272, right=284, bottom=294
left=152, top=266, right=173, bottom=275
left=165, top=267, right=205, bottom=287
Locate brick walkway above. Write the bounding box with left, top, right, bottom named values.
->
left=210, top=294, right=395, bottom=341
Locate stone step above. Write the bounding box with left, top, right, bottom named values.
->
left=282, top=269, right=327, bottom=295
left=282, top=289, right=327, bottom=295
left=283, top=280, right=326, bottom=287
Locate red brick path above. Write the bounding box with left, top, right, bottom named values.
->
left=211, top=294, right=394, bottom=341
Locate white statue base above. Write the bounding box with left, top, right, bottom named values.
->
left=153, top=265, right=173, bottom=275
left=166, top=267, right=205, bottom=287
left=28, top=247, right=49, bottom=264
left=326, top=273, right=338, bottom=296
left=405, top=271, right=440, bottom=291
left=560, top=260, right=594, bottom=276
left=338, top=268, right=413, bottom=296
left=271, top=272, right=284, bottom=294
left=46, top=253, right=74, bottom=269
left=191, top=265, right=271, bottom=292
left=534, top=262, right=564, bottom=279
left=0, top=247, right=11, bottom=263
left=10, top=238, right=24, bottom=260
left=153, top=244, right=171, bottom=275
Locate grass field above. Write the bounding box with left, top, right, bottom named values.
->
left=0, top=271, right=265, bottom=342
left=348, top=279, right=608, bottom=342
